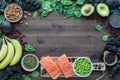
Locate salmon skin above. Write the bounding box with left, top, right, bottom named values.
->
left=40, top=56, right=62, bottom=79
left=57, top=54, right=75, bottom=78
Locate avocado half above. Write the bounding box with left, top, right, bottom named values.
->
left=81, top=4, right=95, bottom=17
left=96, top=3, right=110, bottom=17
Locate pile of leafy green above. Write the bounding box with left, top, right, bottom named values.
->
left=109, top=60, right=120, bottom=78
left=39, top=0, right=85, bottom=19
left=106, top=37, right=120, bottom=56
left=0, top=65, right=23, bottom=80
left=0, top=0, right=41, bottom=13
left=0, top=0, right=8, bottom=13
left=87, top=0, right=105, bottom=6
left=15, top=0, right=41, bottom=11
left=105, top=0, right=120, bottom=14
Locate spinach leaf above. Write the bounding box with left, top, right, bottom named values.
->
left=76, top=0, right=85, bottom=5
left=95, top=24, right=103, bottom=32
left=41, top=11, right=49, bottom=16
left=22, top=75, right=31, bottom=80
left=32, top=11, right=38, bottom=19
left=61, top=0, right=73, bottom=6
left=30, top=71, right=40, bottom=77
left=74, top=11, right=81, bottom=17
left=42, top=1, right=51, bottom=10
left=102, top=34, right=109, bottom=42
left=24, top=44, right=36, bottom=52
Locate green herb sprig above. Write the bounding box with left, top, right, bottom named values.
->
left=95, top=24, right=109, bottom=42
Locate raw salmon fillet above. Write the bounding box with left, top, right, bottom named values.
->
left=57, top=54, right=75, bottom=78
left=40, top=56, right=62, bottom=79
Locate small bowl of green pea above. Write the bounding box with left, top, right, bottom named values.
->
left=21, top=54, right=39, bottom=72
left=73, top=57, right=93, bottom=77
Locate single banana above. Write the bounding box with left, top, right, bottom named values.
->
left=0, top=38, right=8, bottom=62
left=9, top=39, right=22, bottom=66
left=0, top=40, right=14, bottom=69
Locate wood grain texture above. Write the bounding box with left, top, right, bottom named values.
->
left=3, top=13, right=118, bottom=80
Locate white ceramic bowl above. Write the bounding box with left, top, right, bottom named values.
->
left=4, top=3, right=23, bottom=23
left=21, top=54, right=39, bottom=72
left=73, top=57, right=93, bottom=77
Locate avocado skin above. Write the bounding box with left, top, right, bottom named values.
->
left=96, top=3, right=110, bottom=17
left=81, top=4, right=95, bottom=17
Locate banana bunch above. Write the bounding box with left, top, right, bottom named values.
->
left=0, top=36, right=22, bottom=70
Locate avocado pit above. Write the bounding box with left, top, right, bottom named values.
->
left=81, top=4, right=95, bottom=17
left=84, top=7, right=91, bottom=13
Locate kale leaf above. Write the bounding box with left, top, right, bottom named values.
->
left=0, top=64, right=23, bottom=80
left=106, top=37, right=120, bottom=56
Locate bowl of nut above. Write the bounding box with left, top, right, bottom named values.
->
left=4, top=3, right=23, bottom=23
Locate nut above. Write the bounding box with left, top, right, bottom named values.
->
left=25, top=22, right=29, bottom=27
left=23, top=11, right=28, bottom=14
left=28, top=13, right=32, bottom=16
left=19, top=20, right=24, bottom=24
left=24, top=15, right=28, bottom=19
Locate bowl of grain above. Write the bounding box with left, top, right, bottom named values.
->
left=21, top=54, right=39, bottom=72
left=4, top=3, right=23, bottom=23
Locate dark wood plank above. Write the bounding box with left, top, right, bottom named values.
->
left=13, top=13, right=117, bottom=80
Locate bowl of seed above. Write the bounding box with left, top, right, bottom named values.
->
left=21, top=54, right=39, bottom=72
left=73, top=57, right=93, bottom=77
left=4, top=3, right=23, bottom=23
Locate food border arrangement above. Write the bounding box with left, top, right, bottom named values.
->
left=0, top=0, right=120, bottom=80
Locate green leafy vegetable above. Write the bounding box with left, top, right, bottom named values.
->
left=22, top=75, right=31, bottom=80
left=0, top=65, right=23, bottom=80
left=0, top=0, right=8, bottom=13
left=95, top=24, right=103, bottom=32
left=0, top=29, right=2, bottom=36
left=0, top=15, right=5, bottom=23
left=74, top=11, right=81, bottom=17
left=40, top=0, right=82, bottom=19
left=30, top=71, right=40, bottom=77
left=0, top=38, right=3, bottom=44
left=42, top=1, right=51, bottom=10
left=24, top=44, right=36, bottom=52
left=32, top=11, right=38, bottom=19
left=76, top=0, right=85, bottom=5
left=61, top=0, right=73, bottom=6
left=15, top=0, right=41, bottom=11
left=40, top=1, right=54, bottom=16
left=22, top=71, right=40, bottom=80
left=102, top=34, right=109, bottom=42
left=41, top=11, right=49, bottom=16
left=95, top=24, right=109, bottom=42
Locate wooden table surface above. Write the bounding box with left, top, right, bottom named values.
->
left=16, top=13, right=120, bottom=80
